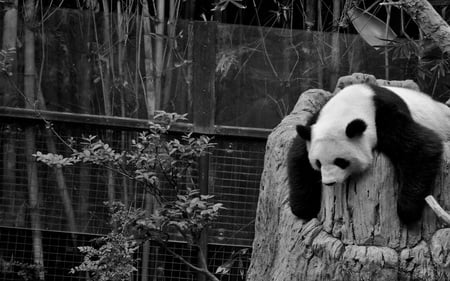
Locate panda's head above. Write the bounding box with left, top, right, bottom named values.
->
left=297, top=85, right=378, bottom=185
left=297, top=119, right=375, bottom=185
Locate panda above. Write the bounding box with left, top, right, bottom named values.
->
left=288, top=83, right=450, bottom=224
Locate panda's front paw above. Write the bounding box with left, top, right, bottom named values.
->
left=397, top=199, right=423, bottom=225
left=290, top=202, right=319, bottom=221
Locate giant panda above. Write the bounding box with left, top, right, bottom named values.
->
left=288, top=83, right=450, bottom=224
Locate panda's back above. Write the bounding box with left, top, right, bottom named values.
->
left=317, top=84, right=450, bottom=142
left=384, top=86, right=450, bottom=141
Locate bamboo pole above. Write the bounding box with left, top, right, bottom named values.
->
left=101, top=0, right=113, bottom=116
left=77, top=11, right=93, bottom=231
left=24, top=0, right=45, bottom=279
left=93, top=0, right=116, bottom=206
left=117, top=0, right=130, bottom=207
left=330, top=0, right=341, bottom=87
left=141, top=0, right=156, bottom=118
left=140, top=3, right=161, bottom=278
left=1, top=0, right=19, bottom=226
left=134, top=3, right=142, bottom=117
left=162, top=0, right=179, bottom=110
left=154, top=0, right=166, bottom=110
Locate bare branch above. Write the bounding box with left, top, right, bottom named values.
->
left=425, top=195, right=450, bottom=225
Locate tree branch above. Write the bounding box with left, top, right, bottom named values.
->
left=400, top=0, right=450, bottom=54
left=425, top=195, right=450, bottom=225
left=155, top=240, right=220, bottom=281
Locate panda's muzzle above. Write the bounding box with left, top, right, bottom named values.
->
left=320, top=165, right=347, bottom=185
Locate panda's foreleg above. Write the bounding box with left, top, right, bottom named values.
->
left=287, top=136, right=322, bottom=220
left=379, top=122, right=443, bottom=224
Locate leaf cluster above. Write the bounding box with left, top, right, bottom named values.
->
left=138, top=188, right=225, bottom=244
left=34, top=111, right=215, bottom=197
left=69, top=233, right=139, bottom=281
left=386, top=39, right=450, bottom=92
left=0, top=259, right=44, bottom=281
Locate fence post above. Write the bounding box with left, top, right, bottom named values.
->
left=192, top=21, right=217, bottom=134
left=192, top=20, right=217, bottom=280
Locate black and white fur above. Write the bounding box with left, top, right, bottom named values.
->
left=288, top=84, right=450, bottom=224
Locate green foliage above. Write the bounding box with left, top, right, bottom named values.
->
left=138, top=188, right=224, bottom=244
left=386, top=38, right=450, bottom=98
left=69, top=203, right=143, bottom=281
left=0, top=259, right=44, bottom=281
left=34, top=111, right=215, bottom=196
left=34, top=111, right=224, bottom=280
left=70, top=233, right=139, bottom=281
left=71, top=195, right=224, bottom=281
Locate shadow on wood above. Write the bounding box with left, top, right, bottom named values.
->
left=247, top=73, right=450, bottom=281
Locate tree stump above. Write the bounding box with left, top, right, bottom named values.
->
left=247, top=73, right=450, bottom=281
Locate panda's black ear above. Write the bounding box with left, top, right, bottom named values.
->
left=346, top=119, right=367, bottom=138
left=296, top=125, right=311, bottom=140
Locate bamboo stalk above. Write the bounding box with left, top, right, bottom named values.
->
left=1, top=0, right=19, bottom=226
left=1, top=0, right=18, bottom=106
left=154, top=0, right=166, bottom=110
left=95, top=0, right=116, bottom=209
left=384, top=4, right=392, bottom=80
left=77, top=11, right=93, bottom=231
left=45, top=135, right=79, bottom=237
left=141, top=0, right=156, bottom=118
left=305, top=0, right=316, bottom=31
left=117, top=1, right=130, bottom=206
left=135, top=4, right=142, bottom=117
left=24, top=1, right=45, bottom=278
left=25, top=128, right=45, bottom=280
left=3, top=127, right=18, bottom=225
left=141, top=3, right=161, bottom=272
left=330, top=0, right=341, bottom=87
left=162, top=0, right=179, bottom=110
left=101, top=0, right=112, bottom=116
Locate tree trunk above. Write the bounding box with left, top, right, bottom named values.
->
left=401, top=0, right=450, bottom=55
left=247, top=73, right=450, bottom=281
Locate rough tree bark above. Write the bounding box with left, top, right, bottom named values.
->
left=247, top=73, right=450, bottom=281
left=400, top=0, right=450, bottom=55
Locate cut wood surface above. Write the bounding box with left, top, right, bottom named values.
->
left=247, top=73, right=450, bottom=281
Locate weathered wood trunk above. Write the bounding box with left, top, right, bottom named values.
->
left=247, top=73, right=450, bottom=281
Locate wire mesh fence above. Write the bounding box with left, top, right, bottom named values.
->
left=0, top=120, right=265, bottom=280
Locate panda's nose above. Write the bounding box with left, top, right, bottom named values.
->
left=323, top=181, right=336, bottom=186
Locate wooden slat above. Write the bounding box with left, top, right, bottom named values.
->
left=192, top=21, right=217, bottom=134
left=0, top=106, right=271, bottom=139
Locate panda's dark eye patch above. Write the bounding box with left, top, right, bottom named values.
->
left=334, top=158, right=350, bottom=169
left=316, top=160, right=322, bottom=169
left=346, top=119, right=367, bottom=138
